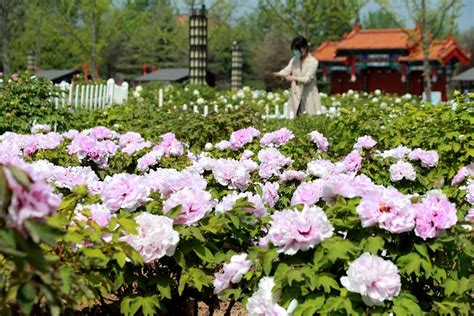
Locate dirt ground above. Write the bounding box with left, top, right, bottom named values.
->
left=197, top=301, right=247, bottom=316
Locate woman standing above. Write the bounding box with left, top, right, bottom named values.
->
left=273, top=36, right=322, bottom=116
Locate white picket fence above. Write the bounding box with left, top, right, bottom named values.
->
left=53, top=78, right=129, bottom=109
left=156, top=88, right=295, bottom=120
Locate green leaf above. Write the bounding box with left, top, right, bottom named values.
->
left=120, top=295, right=161, bottom=316
left=262, top=248, right=278, bottom=276
left=59, top=267, right=73, bottom=294
left=322, top=237, right=360, bottom=262
left=315, top=274, right=340, bottom=293
left=8, top=165, right=31, bottom=190
left=17, top=282, right=36, bottom=314
left=193, top=244, right=215, bottom=263
left=118, top=217, right=138, bottom=234
left=24, top=220, right=63, bottom=245
left=156, top=276, right=173, bottom=299
left=397, top=252, right=421, bottom=275
left=82, top=248, right=109, bottom=265
left=287, top=269, right=304, bottom=286
left=113, top=252, right=127, bottom=268
left=362, top=236, right=385, bottom=255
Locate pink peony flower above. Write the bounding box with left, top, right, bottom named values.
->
left=408, top=148, right=439, bottom=168
left=213, top=254, right=252, bottom=294
left=342, top=151, right=362, bottom=173
left=229, top=127, right=260, bottom=150
left=120, top=212, right=179, bottom=263
left=215, top=191, right=267, bottom=217
left=260, top=205, right=334, bottom=255
left=389, top=160, right=416, bottom=182
left=5, top=166, right=61, bottom=230
left=212, top=159, right=251, bottom=191
left=137, top=150, right=164, bottom=172
left=379, top=145, right=411, bottom=160
left=215, top=140, right=231, bottom=151
left=354, top=135, right=377, bottom=152
left=122, top=141, right=152, bottom=155
left=322, top=174, right=376, bottom=204
left=63, top=129, right=79, bottom=140
left=260, top=182, right=280, bottom=207
left=291, top=181, right=323, bottom=206
left=31, top=123, right=51, bottom=134
left=465, top=209, right=474, bottom=222
left=90, top=126, right=113, bottom=140
left=467, top=182, right=474, bottom=205
left=451, top=164, right=474, bottom=186
left=260, top=128, right=294, bottom=147
left=280, top=170, right=306, bottom=182
left=307, top=159, right=336, bottom=177
left=246, top=277, right=284, bottom=316
left=163, top=188, right=212, bottom=225
left=308, top=131, right=329, bottom=152
left=356, top=187, right=414, bottom=233
left=413, top=190, right=458, bottom=240
left=119, top=131, right=144, bottom=147
left=101, top=174, right=150, bottom=211
left=75, top=203, right=113, bottom=227
left=153, top=133, right=183, bottom=156
left=340, top=253, right=401, bottom=306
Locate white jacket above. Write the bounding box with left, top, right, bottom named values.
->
left=276, top=54, right=322, bottom=115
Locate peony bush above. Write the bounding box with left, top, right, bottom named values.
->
left=0, top=118, right=472, bottom=315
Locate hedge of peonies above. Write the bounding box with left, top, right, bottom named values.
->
left=1, top=122, right=472, bottom=315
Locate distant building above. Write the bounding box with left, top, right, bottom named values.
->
left=35, top=69, right=81, bottom=84
left=134, top=67, right=215, bottom=86
left=452, top=67, right=474, bottom=92
left=313, top=23, right=471, bottom=100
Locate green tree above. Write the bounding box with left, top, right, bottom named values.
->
left=376, top=0, right=462, bottom=102
left=0, top=0, right=25, bottom=75
left=258, top=0, right=367, bottom=44
left=362, top=9, right=402, bottom=29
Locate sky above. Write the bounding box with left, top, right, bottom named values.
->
left=177, top=0, right=474, bottom=31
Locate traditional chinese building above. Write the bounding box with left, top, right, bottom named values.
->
left=312, top=23, right=471, bottom=101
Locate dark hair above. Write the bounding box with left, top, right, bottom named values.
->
left=291, top=36, right=308, bottom=51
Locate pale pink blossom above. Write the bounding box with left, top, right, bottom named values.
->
left=260, top=205, right=334, bottom=255
left=389, top=160, right=416, bottom=182
left=356, top=187, right=414, bottom=233
left=308, top=131, right=328, bottom=152
left=280, top=170, right=306, bottom=182
left=379, top=145, right=411, bottom=160
left=307, top=159, right=336, bottom=177
left=120, top=212, right=179, bottom=263
left=163, top=188, right=212, bottom=225
left=101, top=174, right=150, bottom=211
left=212, top=159, right=251, bottom=191
left=291, top=181, right=323, bottom=206
left=340, top=253, right=401, bottom=306
left=413, top=190, right=458, bottom=240
left=213, top=254, right=252, bottom=294
left=260, top=182, right=280, bottom=207
left=229, top=127, right=260, bottom=150
left=408, top=148, right=439, bottom=168
left=260, top=128, right=294, bottom=147
left=354, top=135, right=377, bottom=152
left=342, top=151, right=362, bottom=173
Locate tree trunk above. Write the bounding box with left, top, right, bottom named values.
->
left=91, top=1, right=98, bottom=80
left=1, top=0, right=11, bottom=76
left=421, top=0, right=432, bottom=102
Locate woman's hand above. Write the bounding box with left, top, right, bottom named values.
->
left=285, top=75, right=297, bottom=81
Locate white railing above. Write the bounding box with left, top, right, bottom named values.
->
left=53, top=78, right=129, bottom=109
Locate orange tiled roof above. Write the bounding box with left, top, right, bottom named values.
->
left=337, top=26, right=417, bottom=51
left=399, top=37, right=471, bottom=65
left=312, top=41, right=346, bottom=62
left=312, top=23, right=470, bottom=66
